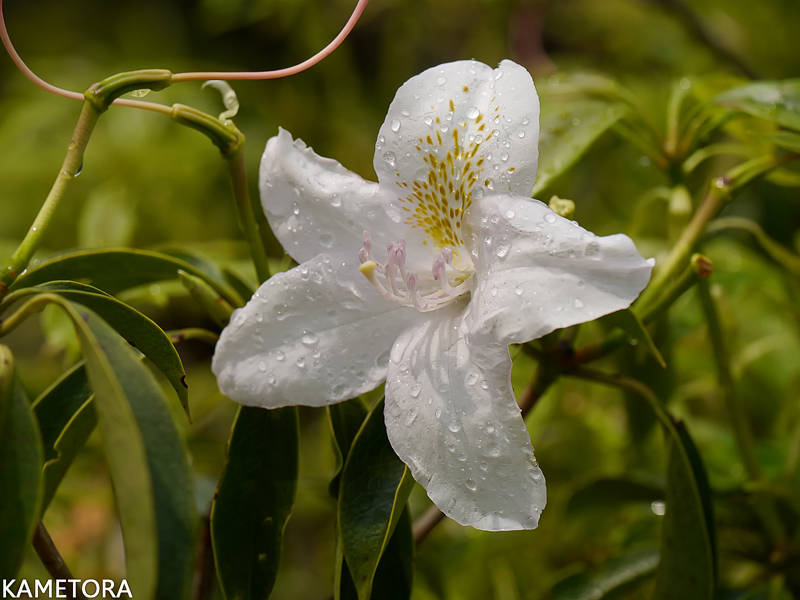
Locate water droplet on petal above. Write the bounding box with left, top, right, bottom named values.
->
left=500, top=152, right=509, bottom=161
left=514, top=285, right=524, bottom=296
left=437, top=76, right=447, bottom=85
left=259, top=361, right=267, bottom=372
left=518, top=131, right=526, bottom=138
left=466, top=372, right=479, bottom=386
left=296, top=357, right=306, bottom=368
left=401, top=108, right=411, bottom=116
left=424, top=115, right=433, bottom=126
left=574, top=298, right=584, bottom=309
left=467, top=106, right=480, bottom=119
left=495, top=240, right=510, bottom=258
left=292, top=203, right=300, bottom=215
left=405, top=409, right=418, bottom=426
left=276, top=351, right=285, bottom=361
left=466, top=479, right=478, bottom=490
left=435, top=407, right=442, bottom=419
left=411, top=383, right=422, bottom=398
left=521, top=117, right=530, bottom=125
left=383, top=151, right=396, bottom=168
left=267, top=373, right=276, bottom=385
left=390, top=119, right=401, bottom=132
left=480, top=380, right=489, bottom=390
left=544, top=213, right=557, bottom=224
left=472, top=186, right=484, bottom=200
left=447, top=420, right=462, bottom=433
left=301, top=332, right=319, bottom=347
left=505, top=209, right=516, bottom=219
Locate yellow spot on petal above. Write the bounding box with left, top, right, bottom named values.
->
left=463, top=86, right=469, bottom=92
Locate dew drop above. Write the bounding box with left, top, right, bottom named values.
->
left=447, top=420, right=462, bottom=433
left=544, top=213, right=557, bottom=224
left=505, top=209, right=516, bottom=219
left=494, top=69, right=504, bottom=80
left=401, top=108, right=411, bottom=116
left=574, top=298, right=584, bottom=309
left=466, top=479, right=478, bottom=491
left=495, top=240, right=511, bottom=258
left=405, top=409, right=418, bottom=426
left=532, top=469, right=542, bottom=481
left=466, top=372, right=479, bottom=386
left=572, top=118, right=581, bottom=126
left=514, top=285, right=524, bottom=296
left=480, top=380, right=489, bottom=390
left=267, top=373, right=276, bottom=385
left=521, top=117, right=530, bottom=125
left=410, top=383, right=422, bottom=398
left=440, top=124, right=449, bottom=133
left=435, top=407, right=442, bottom=419
left=301, top=332, right=319, bottom=347
left=585, top=241, right=601, bottom=256
left=651, top=501, right=666, bottom=516
left=487, top=443, right=501, bottom=457
left=500, top=151, right=509, bottom=161
left=296, top=357, right=306, bottom=368
left=292, top=203, right=300, bottom=215
left=275, top=351, right=285, bottom=361
left=424, top=115, right=433, bottom=126
left=390, top=119, right=401, bottom=132
left=437, top=76, right=447, bottom=85
left=467, top=106, right=480, bottom=119
left=383, top=151, right=396, bottom=168
left=518, top=131, right=526, bottom=138
left=472, top=186, right=484, bottom=200
left=490, top=285, right=499, bottom=297
left=258, top=361, right=267, bottom=372
left=129, top=89, right=150, bottom=98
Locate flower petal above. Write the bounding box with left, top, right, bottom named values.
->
left=374, top=60, right=539, bottom=264
left=384, top=303, right=546, bottom=531
left=212, top=253, right=425, bottom=407
left=463, top=195, right=654, bottom=345
left=259, top=128, right=399, bottom=264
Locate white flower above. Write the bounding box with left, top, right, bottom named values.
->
left=212, top=60, right=654, bottom=531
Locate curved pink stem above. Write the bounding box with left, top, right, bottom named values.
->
left=1, top=0, right=370, bottom=107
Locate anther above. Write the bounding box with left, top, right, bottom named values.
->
left=358, top=248, right=369, bottom=264
left=362, top=230, right=372, bottom=253
left=442, top=247, right=453, bottom=265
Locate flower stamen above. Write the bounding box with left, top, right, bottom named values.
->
left=359, top=231, right=473, bottom=312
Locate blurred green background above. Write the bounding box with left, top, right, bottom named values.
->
left=2, top=0, right=800, bottom=598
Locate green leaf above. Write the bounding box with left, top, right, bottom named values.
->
left=707, top=217, right=800, bottom=277
left=600, top=309, right=666, bottom=368
left=713, top=80, right=800, bottom=132
left=32, top=362, right=96, bottom=511
left=0, top=345, right=44, bottom=579
left=222, top=265, right=256, bottom=301
left=53, top=300, right=196, bottom=600
left=211, top=405, right=299, bottom=600
left=155, top=246, right=246, bottom=308
left=10, top=281, right=191, bottom=418
left=339, top=398, right=416, bottom=600
left=179, top=270, right=235, bottom=327
left=328, top=398, right=369, bottom=498
left=550, top=548, right=659, bottom=600
left=652, top=420, right=716, bottom=600
left=10, top=247, right=242, bottom=307
left=71, top=305, right=196, bottom=600
left=566, top=476, right=663, bottom=513
left=533, top=100, right=627, bottom=196
left=762, top=131, right=800, bottom=153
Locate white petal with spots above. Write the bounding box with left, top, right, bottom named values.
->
left=385, top=303, right=546, bottom=531
left=462, top=195, right=654, bottom=345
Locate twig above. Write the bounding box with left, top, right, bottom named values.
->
left=32, top=521, right=84, bottom=600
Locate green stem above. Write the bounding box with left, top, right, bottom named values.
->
left=636, top=155, right=783, bottom=311
left=226, top=150, right=271, bottom=284
left=0, top=102, right=102, bottom=301
left=697, top=279, right=787, bottom=545
left=167, top=328, right=220, bottom=345
left=0, top=294, right=53, bottom=338
left=638, top=253, right=712, bottom=323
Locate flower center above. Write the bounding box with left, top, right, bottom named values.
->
left=358, top=230, right=472, bottom=313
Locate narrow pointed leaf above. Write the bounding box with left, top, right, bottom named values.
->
left=32, top=362, right=96, bottom=511
left=328, top=398, right=369, bottom=498
left=34, top=299, right=195, bottom=600
left=211, top=405, right=299, bottom=600
left=533, top=100, right=627, bottom=196
left=551, top=548, right=659, bottom=600
left=339, top=398, right=415, bottom=600
left=566, top=476, right=664, bottom=513
left=0, top=346, right=44, bottom=579
left=713, top=80, right=800, bottom=132
left=10, top=247, right=241, bottom=306
left=222, top=265, right=256, bottom=301
left=10, top=282, right=190, bottom=417
left=652, top=420, right=716, bottom=600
